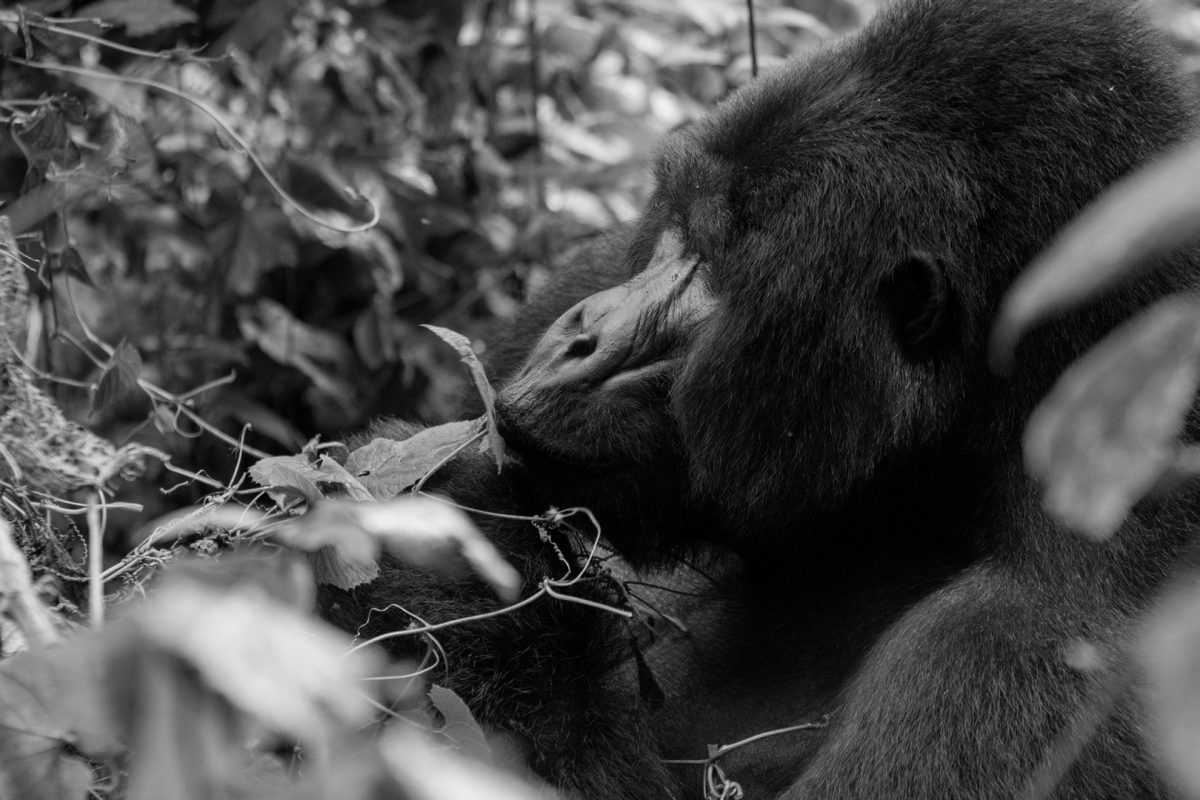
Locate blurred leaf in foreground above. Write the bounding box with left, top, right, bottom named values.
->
left=134, top=572, right=380, bottom=738
left=992, top=138, right=1200, bottom=372
left=382, top=726, right=557, bottom=800
left=0, top=636, right=115, bottom=800
left=1142, top=576, right=1200, bottom=799
left=1024, top=294, right=1200, bottom=539
left=276, top=496, right=519, bottom=599
left=77, top=0, right=198, bottom=37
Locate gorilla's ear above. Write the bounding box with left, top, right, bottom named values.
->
left=880, top=251, right=951, bottom=359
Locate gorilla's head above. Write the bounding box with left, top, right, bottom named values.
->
left=498, top=0, right=1193, bottom=554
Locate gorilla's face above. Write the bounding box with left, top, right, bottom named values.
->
left=497, top=229, right=715, bottom=467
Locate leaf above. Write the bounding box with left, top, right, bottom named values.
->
left=306, top=545, right=379, bottom=590
left=226, top=206, right=298, bottom=296
left=358, top=496, right=520, bottom=602
left=236, top=300, right=358, bottom=407
left=421, top=325, right=506, bottom=471
left=249, top=452, right=379, bottom=513
left=429, top=684, right=492, bottom=762
left=237, top=300, right=354, bottom=365
left=0, top=519, right=61, bottom=649
left=248, top=455, right=324, bottom=508
left=77, top=0, right=197, bottom=36
left=117, top=648, right=243, bottom=800
left=62, top=63, right=148, bottom=121
left=90, top=339, right=144, bottom=415
left=150, top=403, right=176, bottom=436
left=382, top=727, right=556, bottom=800
left=991, top=137, right=1200, bottom=372
left=273, top=495, right=519, bottom=597
left=344, top=420, right=482, bottom=499
left=273, top=501, right=382, bottom=590
left=352, top=305, right=399, bottom=370
left=11, top=105, right=81, bottom=179
left=315, top=456, right=373, bottom=502
left=0, top=636, right=118, bottom=800
left=1024, top=294, right=1200, bottom=539
left=1142, top=578, right=1200, bottom=798
left=135, top=575, right=379, bottom=737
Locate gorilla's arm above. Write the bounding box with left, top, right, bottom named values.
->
left=785, top=564, right=1164, bottom=799
left=320, top=429, right=677, bottom=799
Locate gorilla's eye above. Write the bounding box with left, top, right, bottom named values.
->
left=880, top=252, right=950, bottom=359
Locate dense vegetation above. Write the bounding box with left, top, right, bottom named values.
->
left=5, top=1, right=1200, bottom=798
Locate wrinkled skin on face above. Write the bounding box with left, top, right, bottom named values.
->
left=508, top=232, right=715, bottom=399
left=500, top=231, right=715, bottom=466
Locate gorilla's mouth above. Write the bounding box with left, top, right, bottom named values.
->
left=495, top=356, right=678, bottom=470
left=494, top=408, right=619, bottom=469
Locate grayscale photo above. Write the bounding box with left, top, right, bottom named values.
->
left=3, top=1, right=1200, bottom=798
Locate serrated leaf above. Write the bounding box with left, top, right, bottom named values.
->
left=344, top=420, right=482, bottom=499
left=113, top=338, right=144, bottom=379
left=991, top=137, right=1200, bottom=372
left=248, top=455, right=324, bottom=508
left=273, top=499, right=381, bottom=590
left=314, top=456, right=373, bottom=501
left=248, top=453, right=377, bottom=510
left=308, top=545, right=379, bottom=590
left=78, top=0, right=197, bottom=36
left=429, top=684, right=492, bottom=762
left=422, top=325, right=506, bottom=471
left=90, top=339, right=143, bottom=415
left=1024, top=294, right=1200, bottom=539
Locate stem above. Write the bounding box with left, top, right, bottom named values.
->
left=86, top=494, right=105, bottom=627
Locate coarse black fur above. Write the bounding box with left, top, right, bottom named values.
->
left=327, top=0, right=1200, bottom=797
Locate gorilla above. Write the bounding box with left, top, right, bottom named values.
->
left=325, top=0, right=1200, bottom=797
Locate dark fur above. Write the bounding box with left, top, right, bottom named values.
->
left=321, top=420, right=677, bottom=798
left=328, top=1, right=1200, bottom=797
